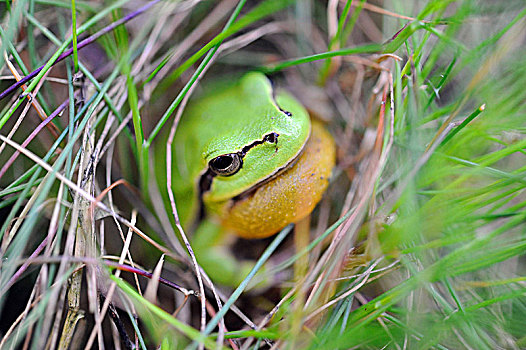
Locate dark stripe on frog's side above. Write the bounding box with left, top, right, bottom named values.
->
left=196, top=131, right=280, bottom=223
left=227, top=140, right=306, bottom=204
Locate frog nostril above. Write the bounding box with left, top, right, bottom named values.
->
left=278, top=107, right=292, bottom=117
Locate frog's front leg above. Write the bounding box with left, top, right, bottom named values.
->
left=191, top=220, right=271, bottom=288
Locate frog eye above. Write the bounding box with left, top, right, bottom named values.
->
left=209, top=153, right=242, bottom=176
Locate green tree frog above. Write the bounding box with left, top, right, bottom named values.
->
left=156, top=73, right=335, bottom=284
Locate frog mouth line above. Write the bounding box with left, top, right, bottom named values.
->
left=195, top=130, right=309, bottom=225
left=195, top=127, right=292, bottom=222
left=195, top=145, right=305, bottom=225
left=198, top=131, right=281, bottom=200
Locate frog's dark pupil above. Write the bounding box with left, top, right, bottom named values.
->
left=209, top=153, right=242, bottom=176
left=213, top=155, right=232, bottom=170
